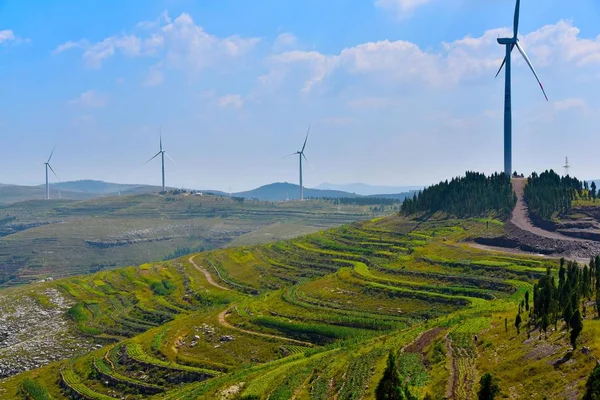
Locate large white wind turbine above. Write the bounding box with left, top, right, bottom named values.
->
left=284, top=126, right=311, bottom=201
left=44, top=146, right=59, bottom=200
left=496, top=0, right=548, bottom=177
left=145, top=130, right=174, bottom=193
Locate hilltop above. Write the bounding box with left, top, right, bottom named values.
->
left=0, top=180, right=410, bottom=205
left=234, top=182, right=411, bottom=201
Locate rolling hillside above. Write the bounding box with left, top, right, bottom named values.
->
left=0, top=191, right=392, bottom=288
left=1, top=211, right=598, bottom=399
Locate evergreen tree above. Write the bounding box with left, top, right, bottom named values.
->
left=525, top=291, right=530, bottom=311
left=524, top=170, right=581, bottom=220
left=478, top=373, right=500, bottom=400
left=401, top=172, right=516, bottom=218
left=570, top=309, right=583, bottom=349
left=591, top=181, right=597, bottom=202
left=515, top=314, right=522, bottom=334
left=583, top=363, right=600, bottom=400
left=375, top=352, right=417, bottom=400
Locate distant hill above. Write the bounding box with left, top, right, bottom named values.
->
left=0, top=184, right=97, bottom=204
left=47, top=180, right=143, bottom=194
left=234, top=182, right=361, bottom=201
left=233, top=182, right=410, bottom=202
left=316, top=182, right=423, bottom=196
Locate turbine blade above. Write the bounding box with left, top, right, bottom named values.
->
left=283, top=152, right=298, bottom=159
left=47, top=164, right=59, bottom=180
left=302, top=153, right=315, bottom=171
left=159, top=130, right=163, bottom=152
left=301, top=125, right=310, bottom=153
left=144, top=151, right=162, bottom=165
left=494, top=44, right=515, bottom=78
left=165, top=152, right=175, bottom=164
left=513, top=0, right=520, bottom=38
left=516, top=42, right=549, bottom=101
left=47, top=145, right=56, bottom=163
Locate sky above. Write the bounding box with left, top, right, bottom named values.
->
left=1, top=0, right=600, bottom=191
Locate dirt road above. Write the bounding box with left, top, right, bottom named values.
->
left=188, top=255, right=231, bottom=291
left=510, top=178, right=582, bottom=242
left=217, top=307, right=313, bottom=346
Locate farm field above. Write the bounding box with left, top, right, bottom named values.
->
left=0, top=192, right=390, bottom=288
left=1, top=212, right=596, bottom=399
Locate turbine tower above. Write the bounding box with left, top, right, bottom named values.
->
left=145, top=130, right=173, bottom=193
left=44, top=147, right=59, bottom=200
left=284, top=126, right=311, bottom=200
left=496, top=0, right=548, bottom=177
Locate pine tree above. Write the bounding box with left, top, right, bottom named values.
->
left=515, top=314, right=522, bottom=335
left=375, top=352, right=417, bottom=400
left=478, top=373, right=500, bottom=400
left=570, top=309, right=583, bottom=349
left=583, top=363, right=600, bottom=400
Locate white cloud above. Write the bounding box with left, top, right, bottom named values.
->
left=553, top=98, right=588, bottom=112
left=143, top=63, right=164, bottom=86
left=375, top=0, right=433, bottom=18
left=273, top=32, right=297, bottom=51
left=0, top=30, right=15, bottom=43
left=262, top=21, right=600, bottom=95
left=54, top=12, right=260, bottom=71
left=217, top=94, right=244, bottom=109
left=67, top=90, right=108, bottom=108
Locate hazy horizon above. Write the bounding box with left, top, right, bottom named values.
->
left=2, top=0, right=600, bottom=191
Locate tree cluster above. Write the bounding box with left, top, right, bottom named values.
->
left=523, top=170, right=583, bottom=220
left=525, top=256, right=600, bottom=348
left=400, top=172, right=516, bottom=218
left=375, top=352, right=417, bottom=400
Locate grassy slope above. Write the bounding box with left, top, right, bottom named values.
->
left=1, top=214, right=597, bottom=399
left=0, top=193, right=389, bottom=287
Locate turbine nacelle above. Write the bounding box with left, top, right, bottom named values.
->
left=497, top=38, right=517, bottom=45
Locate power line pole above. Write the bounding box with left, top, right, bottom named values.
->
left=563, top=157, right=571, bottom=176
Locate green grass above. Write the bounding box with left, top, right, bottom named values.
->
left=3, top=213, right=593, bottom=400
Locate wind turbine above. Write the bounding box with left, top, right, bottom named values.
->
left=284, top=126, right=311, bottom=201
left=145, top=130, right=174, bottom=193
left=495, top=0, right=548, bottom=178
left=44, top=147, right=59, bottom=200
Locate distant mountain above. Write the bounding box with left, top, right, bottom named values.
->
left=316, top=182, right=423, bottom=196
left=0, top=184, right=97, bottom=204
left=233, top=182, right=411, bottom=202
left=47, top=180, right=142, bottom=194
left=234, top=182, right=362, bottom=201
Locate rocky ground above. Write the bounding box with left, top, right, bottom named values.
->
left=0, top=288, right=96, bottom=378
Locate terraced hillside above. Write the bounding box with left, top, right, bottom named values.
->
left=2, top=212, right=598, bottom=399
left=0, top=192, right=391, bottom=287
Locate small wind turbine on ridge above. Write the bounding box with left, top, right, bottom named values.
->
left=495, top=0, right=548, bottom=178
left=284, top=126, right=312, bottom=201
left=44, top=146, right=59, bottom=200
left=145, top=127, right=174, bottom=193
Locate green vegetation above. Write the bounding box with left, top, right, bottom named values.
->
left=524, top=170, right=583, bottom=219
left=3, top=203, right=600, bottom=399
left=0, top=192, right=389, bottom=288
left=401, top=172, right=516, bottom=218
left=477, top=373, right=500, bottom=400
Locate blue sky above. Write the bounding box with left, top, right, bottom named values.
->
left=1, top=0, right=600, bottom=191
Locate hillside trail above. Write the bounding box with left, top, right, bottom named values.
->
left=188, top=255, right=231, bottom=291
left=217, top=307, right=313, bottom=346
left=510, top=178, right=584, bottom=242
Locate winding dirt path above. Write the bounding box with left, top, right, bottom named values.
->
left=511, top=178, right=583, bottom=242
left=444, top=334, right=458, bottom=400
left=217, top=307, right=313, bottom=346
left=188, top=255, right=231, bottom=291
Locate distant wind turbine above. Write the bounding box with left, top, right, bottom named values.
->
left=145, top=129, right=174, bottom=193
left=44, top=146, right=59, bottom=200
left=495, top=0, right=548, bottom=177
left=284, top=126, right=312, bottom=201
